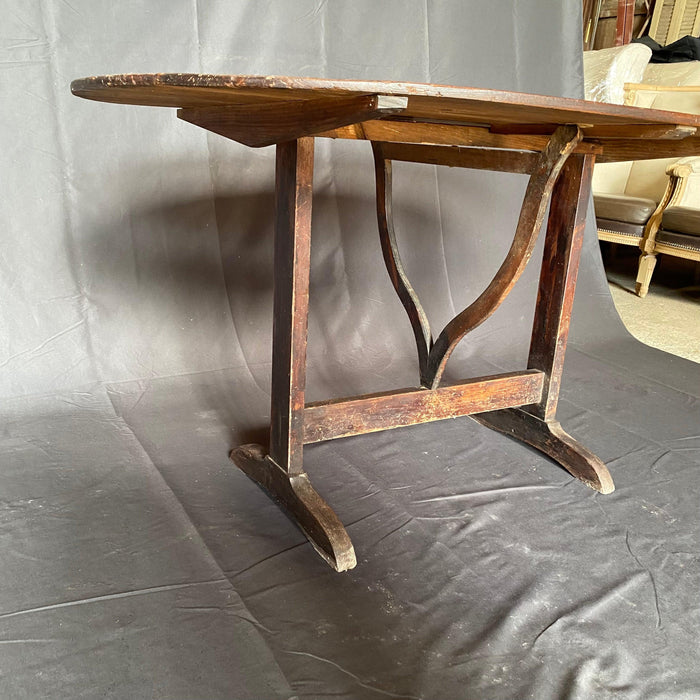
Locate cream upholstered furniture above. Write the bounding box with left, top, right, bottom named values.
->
left=583, top=44, right=653, bottom=104
left=586, top=50, right=700, bottom=295
left=644, top=159, right=700, bottom=289
left=597, top=156, right=700, bottom=295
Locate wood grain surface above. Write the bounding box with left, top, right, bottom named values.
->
left=69, top=73, right=699, bottom=126
left=71, top=73, right=700, bottom=160
left=178, top=94, right=407, bottom=147
left=303, top=370, right=544, bottom=444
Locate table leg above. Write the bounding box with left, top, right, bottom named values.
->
left=474, top=154, right=615, bottom=494
left=230, top=138, right=356, bottom=571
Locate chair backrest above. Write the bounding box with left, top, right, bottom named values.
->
left=592, top=60, right=700, bottom=200
left=649, top=0, right=700, bottom=45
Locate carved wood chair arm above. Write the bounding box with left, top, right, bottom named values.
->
left=666, top=155, right=700, bottom=178
left=639, top=157, right=700, bottom=252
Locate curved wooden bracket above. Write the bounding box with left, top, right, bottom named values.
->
left=372, top=142, right=433, bottom=380
left=425, top=125, right=582, bottom=388
left=372, top=125, right=583, bottom=389
left=473, top=409, right=614, bottom=494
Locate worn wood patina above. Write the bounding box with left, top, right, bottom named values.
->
left=71, top=73, right=700, bottom=570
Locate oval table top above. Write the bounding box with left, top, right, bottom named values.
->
left=71, top=73, right=700, bottom=161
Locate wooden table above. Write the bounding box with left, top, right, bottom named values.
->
left=72, top=74, right=700, bottom=571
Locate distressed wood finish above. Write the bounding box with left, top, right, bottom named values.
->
left=378, top=141, right=538, bottom=173
left=526, top=154, right=594, bottom=421
left=70, top=73, right=700, bottom=131
left=230, top=137, right=356, bottom=571
left=71, top=74, right=700, bottom=161
left=474, top=153, right=615, bottom=494
left=269, top=138, right=314, bottom=473
left=230, top=444, right=356, bottom=570
left=424, top=125, right=583, bottom=389
left=473, top=409, right=614, bottom=494
left=319, top=121, right=700, bottom=163
left=72, top=72, right=688, bottom=568
left=319, top=121, right=602, bottom=155
left=592, top=135, right=700, bottom=163
left=372, top=134, right=581, bottom=391
left=178, top=94, right=407, bottom=148
left=489, top=122, right=697, bottom=140
left=303, top=370, right=544, bottom=443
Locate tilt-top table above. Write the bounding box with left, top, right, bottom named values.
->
left=72, top=74, right=700, bottom=571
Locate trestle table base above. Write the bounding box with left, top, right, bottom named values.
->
left=230, top=131, right=614, bottom=571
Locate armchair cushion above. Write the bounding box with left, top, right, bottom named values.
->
left=596, top=218, right=645, bottom=239
left=593, top=193, right=657, bottom=224
left=661, top=206, right=700, bottom=237
left=657, top=230, right=700, bottom=251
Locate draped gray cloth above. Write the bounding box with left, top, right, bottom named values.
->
left=1, top=2, right=699, bottom=698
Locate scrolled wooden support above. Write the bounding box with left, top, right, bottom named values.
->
left=372, top=142, right=434, bottom=382
left=423, top=124, right=583, bottom=389
left=474, top=153, right=615, bottom=495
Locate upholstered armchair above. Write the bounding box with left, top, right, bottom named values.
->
left=596, top=157, right=700, bottom=295
left=585, top=49, right=700, bottom=296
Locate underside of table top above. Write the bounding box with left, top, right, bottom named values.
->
left=71, top=73, right=700, bottom=162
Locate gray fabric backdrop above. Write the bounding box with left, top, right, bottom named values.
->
left=2, top=1, right=699, bottom=698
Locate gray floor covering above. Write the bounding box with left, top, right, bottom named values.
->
left=3, top=344, right=699, bottom=698
left=2, top=1, right=699, bottom=697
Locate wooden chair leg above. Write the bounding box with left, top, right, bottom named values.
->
left=230, top=138, right=356, bottom=572
left=635, top=253, right=657, bottom=297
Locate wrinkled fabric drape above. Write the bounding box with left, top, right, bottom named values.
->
left=1, top=1, right=699, bottom=698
